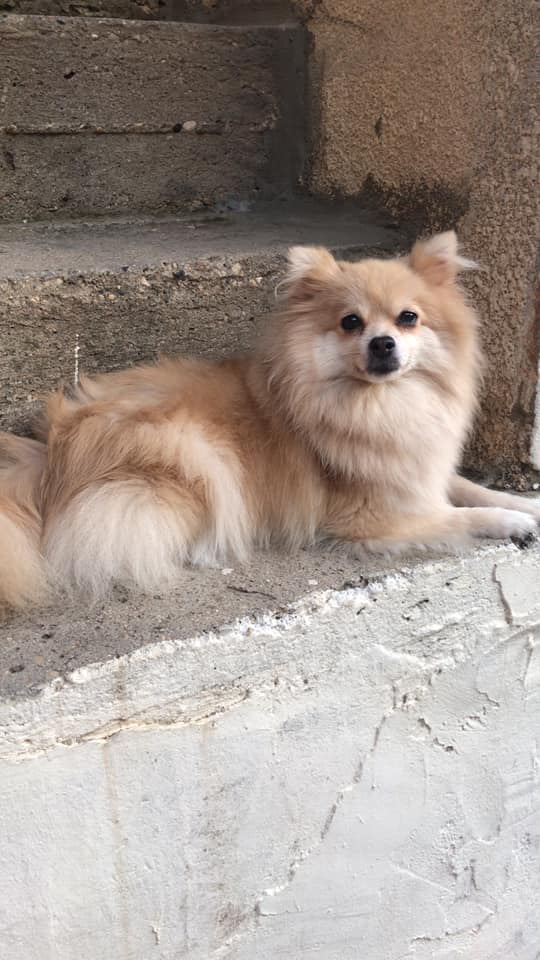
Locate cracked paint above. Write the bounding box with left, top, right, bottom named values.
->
left=256, top=709, right=392, bottom=919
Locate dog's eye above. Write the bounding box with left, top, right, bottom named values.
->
left=397, top=310, right=418, bottom=327
left=341, top=314, right=363, bottom=332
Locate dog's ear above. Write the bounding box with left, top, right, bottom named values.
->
left=287, top=246, right=338, bottom=281
left=282, top=246, right=341, bottom=298
left=409, top=231, right=477, bottom=286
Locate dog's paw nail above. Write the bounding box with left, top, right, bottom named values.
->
left=511, top=531, right=536, bottom=550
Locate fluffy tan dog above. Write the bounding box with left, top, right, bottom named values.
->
left=1, top=231, right=538, bottom=609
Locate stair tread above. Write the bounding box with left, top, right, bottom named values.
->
left=0, top=202, right=404, bottom=280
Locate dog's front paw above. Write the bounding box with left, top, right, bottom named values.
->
left=494, top=508, right=538, bottom=543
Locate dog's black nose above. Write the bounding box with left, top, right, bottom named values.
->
left=369, top=335, right=396, bottom=357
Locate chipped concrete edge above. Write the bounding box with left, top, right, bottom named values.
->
left=0, top=545, right=540, bottom=758
left=2, top=540, right=539, bottom=762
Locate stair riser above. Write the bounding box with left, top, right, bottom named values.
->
left=0, top=16, right=305, bottom=219
left=0, top=257, right=276, bottom=432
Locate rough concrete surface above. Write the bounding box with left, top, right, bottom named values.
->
left=0, top=15, right=304, bottom=218
left=0, top=0, right=301, bottom=20
left=0, top=202, right=405, bottom=432
left=305, top=0, right=540, bottom=481
left=0, top=543, right=422, bottom=697
left=1, top=542, right=539, bottom=958
left=0, top=0, right=166, bottom=14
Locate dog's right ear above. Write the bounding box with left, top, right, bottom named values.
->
left=287, top=246, right=338, bottom=281
left=281, top=246, right=341, bottom=299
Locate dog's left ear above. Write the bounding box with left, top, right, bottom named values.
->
left=282, top=245, right=341, bottom=299
left=287, top=246, right=337, bottom=281
left=409, top=231, right=477, bottom=286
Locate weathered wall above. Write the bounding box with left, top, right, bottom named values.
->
left=1, top=543, right=540, bottom=959
left=304, top=0, right=540, bottom=484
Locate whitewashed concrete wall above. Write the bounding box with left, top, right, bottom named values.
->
left=1, top=543, right=540, bottom=959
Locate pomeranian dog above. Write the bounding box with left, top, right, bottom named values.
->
left=1, top=230, right=539, bottom=611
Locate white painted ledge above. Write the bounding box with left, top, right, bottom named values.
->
left=1, top=543, right=540, bottom=959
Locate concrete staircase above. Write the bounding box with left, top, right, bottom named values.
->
left=0, top=7, right=406, bottom=433
left=1, top=4, right=539, bottom=959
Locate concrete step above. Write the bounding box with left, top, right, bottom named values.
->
left=1, top=540, right=539, bottom=958
left=0, top=200, right=406, bottom=432
left=0, top=541, right=452, bottom=698
left=0, top=14, right=305, bottom=220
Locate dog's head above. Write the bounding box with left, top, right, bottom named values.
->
left=276, top=231, right=477, bottom=388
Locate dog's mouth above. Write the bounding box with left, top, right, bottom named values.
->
left=366, top=357, right=401, bottom=377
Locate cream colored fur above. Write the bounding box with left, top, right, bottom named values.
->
left=0, top=232, right=538, bottom=609
left=0, top=437, right=48, bottom=608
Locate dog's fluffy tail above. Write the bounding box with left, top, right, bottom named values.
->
left=0, top=434, right=47, bottom=611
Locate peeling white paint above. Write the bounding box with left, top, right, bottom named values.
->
left=1, top=543, right=539, bottom=959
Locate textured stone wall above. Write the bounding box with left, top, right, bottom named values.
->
left=304, top=0, right=540, bottom=484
